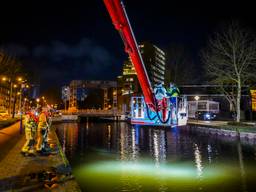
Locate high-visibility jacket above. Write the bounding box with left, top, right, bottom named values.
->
left=38, top=112, right=47, bottom=129
left=25, top=112, right=38, bottom=131
left=167, top=86, right=180, bottom=97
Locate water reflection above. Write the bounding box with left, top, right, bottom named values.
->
left=53, top=122, right=256, bottom=192
left=118, top=124, right=141, bottom=192
left=56, top=123, right=79, bottom=158
left=194, top=143, right=203, bottom=178
left=207, top=144, right=212, bottom=163
left=151, top=129, right=167, bottom=167
left=237, top=140, right=247, bottom=192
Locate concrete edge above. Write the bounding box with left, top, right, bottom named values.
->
left=52, top=128, right=82, bottom=192
left=183, top=125, right=256, bottom=143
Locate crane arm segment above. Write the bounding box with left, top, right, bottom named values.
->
left=103, top=0, right=156, bottom=110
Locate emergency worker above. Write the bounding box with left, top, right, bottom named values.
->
left=36, top=107, right=48, bottom=152
left=42, top=107, right=51, bottom=152
left=154, top=83, right=167, bottom=100
left=21, top=108, right=38, bottom=155
left=166, top=83, right=180, bottom=124
left=166, top=83, right=180, bottom=97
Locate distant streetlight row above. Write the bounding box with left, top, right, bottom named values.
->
left=1, top=75, right=30, bottom=117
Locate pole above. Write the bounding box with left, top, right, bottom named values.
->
left=9, top=81, right=13, bottom=116
left=12, top=90, right=16, bottom=118
left=65, top=99, right=67, bottom=113
left=19, top=85, right=23, bottom=134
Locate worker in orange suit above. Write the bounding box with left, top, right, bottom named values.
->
left=36, top=107, right=48, bottom=152
left=21, top=108, right=38, bottom=155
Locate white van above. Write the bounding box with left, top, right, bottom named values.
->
left=188, top=100, right=219, bottom=120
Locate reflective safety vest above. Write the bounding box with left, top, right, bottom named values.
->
left=38, top=112, right=47, bottom=129
left=167, top=86, right=180, bottom=97
left=25, top=113, right=38, bottom=131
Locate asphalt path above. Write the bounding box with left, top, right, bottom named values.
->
left=0, top=122, right=23, bottom=161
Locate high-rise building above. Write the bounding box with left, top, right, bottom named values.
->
left=117, top=42, right=166, bottom=113
left=119, top=60, right=140, bottom=95
left=30, top=84, right=40, bottom=99
left=117, top=60, right=140, bottom=113
left=139, top=42, right=166, bottom=86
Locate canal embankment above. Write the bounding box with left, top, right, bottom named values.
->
left=0, top=122, right=81, bottom=192
left=51, top=115, right=78, bottom=123
left=187, top=119, right=256, bottom=144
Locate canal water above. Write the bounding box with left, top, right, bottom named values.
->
left=54, top=122, right=256, bottom=192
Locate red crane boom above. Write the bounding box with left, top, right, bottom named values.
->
left=103, top=0, right=156, bottom=110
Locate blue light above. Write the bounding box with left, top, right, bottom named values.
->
left=205, top=113, right=210, bottom=118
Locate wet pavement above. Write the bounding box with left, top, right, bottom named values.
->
left=0, top=122, right=81, bottom=192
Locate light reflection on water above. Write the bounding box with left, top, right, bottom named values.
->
left=54, top=122, right=256, bottom=192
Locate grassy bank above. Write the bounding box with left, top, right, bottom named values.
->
left=0, top=118, right=19, bottom=129
left=188, top=119, right=256, bottom=133
left=222, top=122, right=256, bottom=133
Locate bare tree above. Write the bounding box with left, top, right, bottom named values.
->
left=165, top=44, right=198, bottom=85
left=0, top=50, right=23, bottom=78
left=202, top=22, right=256, bottom=122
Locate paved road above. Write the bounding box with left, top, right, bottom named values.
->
left=0, top=121, right=22, bottom=144
left=0, top=122, right=23, bottom=161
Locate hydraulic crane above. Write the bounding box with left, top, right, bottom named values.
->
left=103, top=0, right=188, bottom=126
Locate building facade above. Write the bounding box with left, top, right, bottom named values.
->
left=117, top=60, right=140, bottom=113
left=119, top=60, right=140, bottom=95
left=0, top=85, right=9, bottom=110
left=117, top=42, right=166, bottom=113
left=139, top=42, right=166, bottom=86
left=66, top=80, right=117, bottom=111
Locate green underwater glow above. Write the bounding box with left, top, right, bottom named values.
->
left=76, top=160, right=228, bottom=178
left=73, top=160, right=239, bottom=192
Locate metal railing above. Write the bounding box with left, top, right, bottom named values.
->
left=61, top=109, right=122, bottom=116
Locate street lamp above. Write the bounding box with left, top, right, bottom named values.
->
left=194, top=96, right=200, bottom=120
left=18, top=81, right=28, bottom=134
left=36, top=98, right=40, bottom=107
left=11, top=84, right=19, bottom=118
left=17, top=77, right=23, bottom=82
left=194, top=96, right=200, bottom=101
left=2, top=77, right=7, bottom=81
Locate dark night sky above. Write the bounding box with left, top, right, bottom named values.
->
left=0, top=0, right=255, bottom=101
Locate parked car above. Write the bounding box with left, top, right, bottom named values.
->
left=0, top=109, right=9, bottom=120
left=195, top=111, right=217, bottom=120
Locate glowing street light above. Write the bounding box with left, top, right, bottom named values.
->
left=194, top=96, right=200, bottom=120
left=17, top=77, right=23, bottom=82
left=2, top=77, right=7, bottom=81
left=194, top=96, right=200, bottom=101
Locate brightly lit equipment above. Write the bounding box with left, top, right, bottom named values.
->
left=103, top=0, right=187, bottom=126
